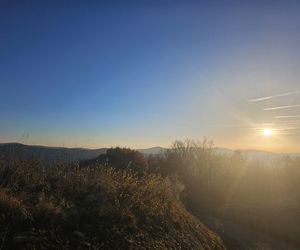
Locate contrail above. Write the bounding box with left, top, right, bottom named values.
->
left=275, top=127, right=300, bottom=130
left=248, top=91, right=300, bottom=102
left=275, top=115, right=300, bottom=119
left=249, top=96, right=273, bottom=102
left=277, top=120, right=300, bottom=124
left=263, top=104, right=300, bottom=111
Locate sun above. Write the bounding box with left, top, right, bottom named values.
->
left=263, top=128, right=273, bottom=137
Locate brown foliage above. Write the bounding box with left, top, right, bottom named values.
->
left=0, top=158, right=224, bottom=249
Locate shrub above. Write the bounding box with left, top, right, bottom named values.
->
left=0, top=159, right=225, bottom=249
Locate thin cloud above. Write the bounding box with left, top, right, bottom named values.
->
left=248, top=91, right=300, bottom=102
left=275, top=127, right=300, bottom=131
left=277, top=120, right=300, bottom=124
left=263, top=104, right=300, bottom=111
left=249, top=96, right=273, bottom=102
left=275, top=115, right=300, bottom=119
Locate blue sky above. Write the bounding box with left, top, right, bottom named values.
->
left=1, top=1, right=300, bottom=151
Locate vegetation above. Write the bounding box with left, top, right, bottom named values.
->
left=0, top=154, right=224, bottom=249
left=147, top=139, right=300, bottom=248
left=80, top=147, right=148, bottom=174
left=2, top=140, right=300, bottom=249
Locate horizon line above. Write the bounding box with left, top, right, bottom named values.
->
left=1, top=141, right=299, bottom=155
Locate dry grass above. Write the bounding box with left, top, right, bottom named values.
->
left=0, top=159, right=225, bottom=249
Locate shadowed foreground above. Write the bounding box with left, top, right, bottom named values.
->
left=0, top=159, right=224, bottom=249
left=196, top=214, right=297, bottom=250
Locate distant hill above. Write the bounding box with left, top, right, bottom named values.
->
left=0, top=143, right=166, bottom=164
left=215, top=147, right=300, bottom=163
left=137, top=146, right=166, bottom=155
left=0, top=143, right=107, bottom=163
left=0, top=143, right=299, bottom=164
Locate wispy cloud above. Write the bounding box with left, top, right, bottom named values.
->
left=275, top=127, right=300, bottom=131
left=248, top=91, right=300, bottom=102
left=263, top=104, right=300, bottom=111
left=277, top=120, right=300, bottom=124
left=275, top=115, right=300, bottom=119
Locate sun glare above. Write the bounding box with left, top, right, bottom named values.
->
left=263, top=128, right=273, bottom=137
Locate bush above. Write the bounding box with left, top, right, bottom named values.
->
left=152, top=139, right=300, bottom=248
left=80, top=147, right=149, bottom=174
left=0, top=159, right=225, bottom=249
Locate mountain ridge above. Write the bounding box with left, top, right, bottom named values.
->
left=0, top=143, right=299, bottom=163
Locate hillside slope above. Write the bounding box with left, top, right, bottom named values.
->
left=0, top=159, right=225, bottom=249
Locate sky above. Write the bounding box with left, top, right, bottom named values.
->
left=1, top=1, right=300, bottom=152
